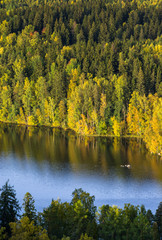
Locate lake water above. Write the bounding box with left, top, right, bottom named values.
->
left=0, top=124, right=162, bottom=213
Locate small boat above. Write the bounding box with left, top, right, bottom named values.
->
left=120, top=164, right=131, bottom=169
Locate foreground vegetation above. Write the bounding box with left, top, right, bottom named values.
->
left=0, top=181, right=162, bottom=240
left=0, top=0, right=162, bottom=154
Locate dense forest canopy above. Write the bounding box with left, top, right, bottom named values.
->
left=0, top=181, right=162, bottom=239
left=0, top=0, right=161, bottom=154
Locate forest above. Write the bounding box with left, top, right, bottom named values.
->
left=0, top=181, right=162, bottom=240
left=0, top=0, right=161, bottom=154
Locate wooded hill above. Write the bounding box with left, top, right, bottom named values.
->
left=0, top=0, right=161, bottom=154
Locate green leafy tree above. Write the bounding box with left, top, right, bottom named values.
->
left=98, top=205, right=124, bottom=240
left=99, top=203, right=152, bottom=240
left=129, top=213, right=152, bottom=240
left=9, top=216, right=49, bottom=240
left=71, top=188, right=98, bottom=240
left=43, top=199, right=73, bottom=240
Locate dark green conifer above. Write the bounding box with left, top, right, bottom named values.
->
left=0, top=180, right=20, bottom=235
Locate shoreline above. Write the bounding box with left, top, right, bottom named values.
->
left=2, top=120, right=161, bottom=158
left=1, top=120, right=161, bottom=158
left=0, top=120, right=143, bottom=139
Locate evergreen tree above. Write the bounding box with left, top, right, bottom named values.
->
left=0, top=180, right=20, bottom=235
left=155, top=202, right=162, bottom=239
left=136, top=67, right=145, bottom=95
left=152, top=222, right=160, bottom=240
left=22, top=192, right=37, bottom=223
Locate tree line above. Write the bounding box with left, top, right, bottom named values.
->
left=0, top=0, right=161, bottom=154
left=0, top=181, right=162, bottom=240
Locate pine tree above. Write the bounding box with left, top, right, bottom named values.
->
left=0, top=181, right=20, bottom=235
left=136, top=67, right=145, bottom=95
left=155, top=202, right=162, bottom=239
left=22, top=192, right=37, bottom=223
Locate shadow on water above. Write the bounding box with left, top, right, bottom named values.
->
left=0, top=123, right=162, bottom=182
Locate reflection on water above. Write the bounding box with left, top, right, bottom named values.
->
left=0, top=123, right=162, bottom=212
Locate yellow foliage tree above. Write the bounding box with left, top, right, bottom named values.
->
left=89, top=109, right=98, bottom=134
left=144, top=97, right=162, bottom=155
left=67, top=90, right=81, bottom=130
left=67, top=69, right=79, bottom=99
left=111, top=116, right=121, bottom=137
left=67, top=101, right=77, bottom=130
left=127, top=92, right=161, bottom=154
left=76, top=114, right=89, bottom=135
left=127, top=91, right=147, bottom=136
left=27, top=115, right=36, bottom=126
left=35, top=108, right=44, bottom=125
left=9, top=216, right=49, bottom=240
left=17, top=107, right=26, bottom=125
left=100, top=93, right=106, bottom=119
